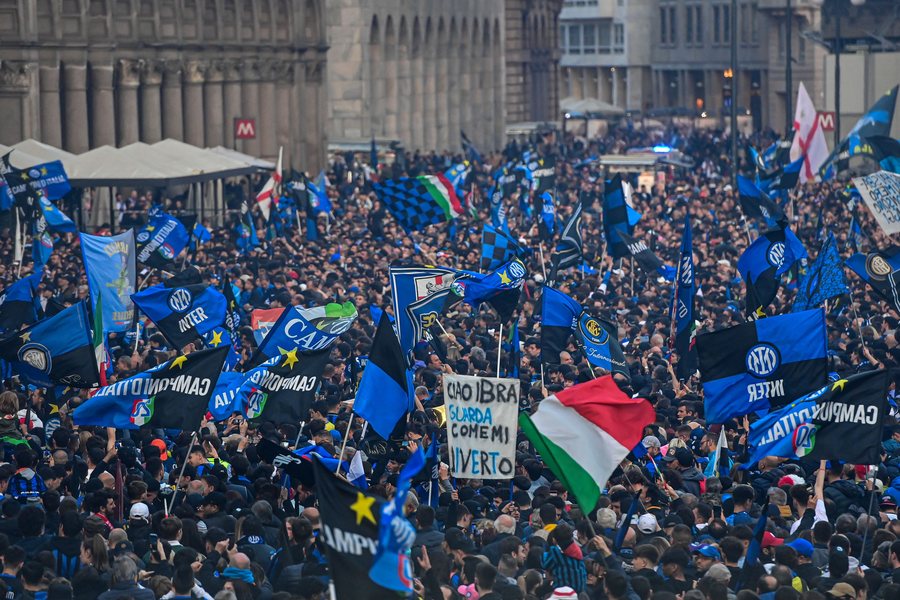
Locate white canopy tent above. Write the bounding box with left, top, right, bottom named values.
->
left=0, top=144, right=45, bottom=169
left=7, top=139, right=75, bottom=164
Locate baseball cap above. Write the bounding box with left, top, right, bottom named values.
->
left=693, top=545, right=721, bottom=560
left=129, top=502, right=150, bottom=520
left=762, top=531, right=784, bottom=548
left=642, top=435, right=661, bottom=448
left=637, top=514, right=659, bottom=534
left=785, top=538, right=813, bottom=558
left=828, top=582, right=856, bottom=599
left=150, top=438, right=169, bottom=462
left=548, top=588, right=578, bottom=600
left=444, top=527, right=476, bottom=553
left=202, top=491, right=227, bottom=509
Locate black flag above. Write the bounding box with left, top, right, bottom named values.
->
left=551, top=199, right=584, bottom=278
left=239, top=348, right=332, bottom=424
left=618, top=231, right=665, bottom=275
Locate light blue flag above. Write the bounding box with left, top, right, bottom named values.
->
left=80, top=230, right=136, bottom=333
left=207, top=371, right=245, bottom=421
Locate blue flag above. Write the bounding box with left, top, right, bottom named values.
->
left=308, top=170, right=332, bottom=215
left=0, top=160, right=71, bottom=210
left=389, top=264, right=458, bottom=358
left=193, top=222, right=211, bottom=244
left=697, top=309, right=828, bottom=423
left=444, top=162, right=470, bottom=200
left=578, top=313, right=629, bottom=379
left=0, top=301, right=100, bottom=388
left=540, top=285, right=582, bottom=362
left=236, top=201, right=259, bottom=254
left=250, top=302, right=357, bottom=366
left=31, top=196, right=75, bottom=265
left=792, top=232, right=848, bottom=312
left=674, top=215, right=698, bottom=380
left=603, top=174, right=642, bottom=258
left=481, top=225, right=526, bottom=272
left=456, top=257, right=526, bottom=323
left=355, top=314, right=412, bottom=439
left=202, top=326, right=241, bottom=371
left=737, top=226, right=807, bottom=317
left=136, top=212, right=191, bottom=268
left=207, top=371, right=245, bottom=421
left=539, top=191, right=556, bottom=240
left=0, top=269, right=42, bottom=332
left=37, top=196, right=76, bottom=233
left=132, top=282, right=227, bottom=350
left=81, top=231, right=136, bottom=333
left=369, top=447, right=425, bottom=592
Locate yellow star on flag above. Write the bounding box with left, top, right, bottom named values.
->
left=170, top=355, right=188, bottom=370
left=282, top=348, right=299, bottom=369
left=49, top=404, right=60, bottom=415
left=498, top=270, right=511, bottom=285
left=208, top=330, right=223, bottom=346
left=20, top=332, right=31, bottom=342
left=350, top=492, right=376, bottom=525
left=831, top=379, right=848, bottom=392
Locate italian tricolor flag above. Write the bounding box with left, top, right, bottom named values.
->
left=519, top=376, right=655, bottom=512
left=420, top=174, right=463, bottom=220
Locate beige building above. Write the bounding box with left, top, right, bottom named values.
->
left=0, top=0, right=329, bottom=171
left=505, top=0, right=563, bottom=125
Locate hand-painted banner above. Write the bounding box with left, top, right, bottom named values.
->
left=443, top=374, right=519, bottom=479
left=854, top=171, right=900, bottom=235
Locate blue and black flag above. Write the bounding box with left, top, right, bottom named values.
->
left=131, top=278, right=227, bottom=350
left=73, top=346, right=228, bottom=430
left=460, top=130, right=483, bottom=163
left=737, top=175, right=786, bottom=226
left=846, top=246, right=900, bottom=314
left=551, top=199, right=584, bottom=277
left=697, top=309, right=828, bottom=423
left=0, top=269, right=42, bottom=332
left=0, top=154, right=41, bottom=220
left=759, top=156, right=803, bottom=192
left=532, top=156, right=556, bottom=195
left=792, top=232, right=848, bottom=312
left=354, top=313, right=412, bottom=439
left=236, top=348, right=331, bottom=424
left=603, top=174, right=642, bottom=259
left=236, top=200, right=259, bottom=253
left=737, top=226, right=807, bottom=318
left=481, top=225, right=526, bottom=272
left=540, top=286, right=581, bottom=364
left=539, top=191, right=556, bottom=241
left=456, top=257, right=526, bottom=323
left=618, top=230, right=667, bottom=277
left=577, top=313, right=629, bottom=379
left=136, top=211, right=194, bottom=268
left=824, top=85, right=899, bottom=176
left=0, top=301, right=100, bottom=388
left=674, top=215, right=698, bottom=380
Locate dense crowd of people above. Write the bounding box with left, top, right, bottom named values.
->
left=0, top=123, right=899, bottom=600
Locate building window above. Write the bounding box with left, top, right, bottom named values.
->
left=613, top=22, right=624, bottom=53
left=686, top=5, right=693, bottom=44
left=778, top=21, right=784, bottom=58
left=660, top=7, right=668, bottom=44
left=722, top=3, right=730, bottom=44
left=695, top=5, right=703, bottom=43
left=669, top=6, right=677, bottom=45
left=712, top=5, right=720, bottom=44
left=799, top=30, right=806, bottom=62
left=569, top=25, right=581, bottom=54
left=583, top=23, right=597, bottom=54
left=560, top=24, right=566, bottom=53
left=750, top=2, right=758, bottom=44
left=740, top=4, right=748, bottom=44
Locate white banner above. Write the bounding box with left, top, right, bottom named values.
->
left=854, top=171, right=900, bottom=236
left=444, top=374, right=519, bottom=479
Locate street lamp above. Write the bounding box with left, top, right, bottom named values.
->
left=810, top=0, right=866, bottom=144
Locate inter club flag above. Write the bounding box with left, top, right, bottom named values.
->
left=541, top=286, right=582, bottom=364
left=80, top=231, right=136, bottom=333
left=456, top=257, right=526, bottom=324
left=373, top=176, right=463, bottom=232
left=519, top=377, right=655, bottom=512
left=235, top=348, right=330, bottom=423
left=389, top=264, right=458, bottom=357
left=745, top=370, right=889, bottom=467
left=0, top=301, right=100, bottom=388
left=531, top=156, right=556, bottom=195
left=0, top=269, right=42, bottom=332
left=73, top=346, right=228, bottom=429
left=603, top=174, right=642, bottom=259
left=354, top=314, right=412, bottom=440
left=793, top=232, right=848, bottom=312
left=846, top=247, right=900, bottom=314
left=207, top=371, right=244, bottom=422
left=132, top=281, right=227, bottom=350
left=0, top=158, right=71, bottom=210
left=551, top=199, right=584, bottom=276
left=313, top=457, right=390, bottom=600
left=539, top=191, right=556, bottom=240
left=618, top=230, right=666, bottom=275
left=674, top=215, right=698, bottom=380
left=577, top=313, right=629, bottom=379
left=737, top=175, right=787, bottom=226
left=481, top=224, right=526, bottom=272
left=737, top=226, right=807, bottom=318
left=250, top=302, right=357, bottom=366
left=136, top=212, right=193, bottom=268
left=697, top=309, right=828, bottom=424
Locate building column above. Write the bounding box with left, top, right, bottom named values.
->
left=258, top=61, right=278, bottom=160
left=410, top=49, right=424, bottom=151
left=240, top=61, right=260, bottom=156
left=162, top=60, right=184, bottom=140
left=396, top=37, right=411, bottom=149
left=140, top=59, right=163, bottom=143
left=493, top=40, right=504, bottom=149
left=62, top=65, right=88, bottom=153
left=481, top=47, right=495, bottom=151
left=0, top=61, right=34, bottom=146
left=459, top=51, right=472, bottom=150
left=222, top=60, right=242, bottom=149
left=91, top=64, right=115, bottom=147
left=203, top=60, right=225, bottom=148
left=447, top=42, right=460, bottom=154
left=384, top=43, right=399, bottom=140
left=436, top=44, right=449, bottom=150
left=182, top=60, right=205, bottom=147
left=423, top=45, right=437, bottom=151
left=300, top=58, right=324, bottom=171
left=117, top=59, right=141, bottom=145
left=273, top=61, right=293, bottom=168
left=39, top=65, right=62, bottom=148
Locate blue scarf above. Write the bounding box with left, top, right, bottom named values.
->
left=221, top=566, right=254, bottom=584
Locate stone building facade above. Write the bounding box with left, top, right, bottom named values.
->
left=326, top=0, right=508, bottom=153
left=0, top=0, right=327, bottom=169
left=505, top=0, right=563, bottom=125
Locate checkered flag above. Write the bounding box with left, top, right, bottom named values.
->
left=480, top=225, right=525, bottom=272
left=374, top=176, right=461, bottom=232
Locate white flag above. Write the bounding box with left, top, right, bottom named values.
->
left=255, top=146, right=283, bottom=221
left=790, top=82, right=830, bottom=183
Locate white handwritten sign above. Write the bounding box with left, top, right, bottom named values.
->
left=854, top=171, right=900, bottom=236
left=443, top=374, right=519, bottom=479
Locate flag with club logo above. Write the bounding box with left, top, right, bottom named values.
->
left=32, top=196, right=76, bottom=266
left=460, top=130, right=483, bottom=163
left=454, top=257, right=526, bottom=323
left=697, top=309, right=828, bottom=423
left=790, top=82, right=830, bottom=183
left=603, top=174, right=642, bottom=258
left=0, top=158, right=71, bottom=210
left=207, top=371, right=244, bottom=422
left=846, top=246, right=900, bottom=314
left=531, top=156, right=556, bottom=194
left=792, top=232, right=848, bottom=312
left=250, top=302, right=357, bottom=366
left=577, top=313, right=629, bottom=379
left=0, top=301, right=100, bottom=388
left=135, top=211, right=192, bottom=268
left=132, top=279, right=227, bottom=350
left=551, top=199, right=584, bottom=276
left=481, top=224, right=526, bottom=272
left=374, top=175, right=463, bottom=232
left=737, top=175, right=787, bottom=226
left=307, top=170, right=333, bottom=216
left=541, top=286, right=582, bottom=365
left=0, top=159, right=41, bottom=220
left=737, top=226, right=807, bottom=318
left=354, top=313, right=412, bottom=439
left=389, top=264, right=458, bottom=357
left=235, top=348, right=331, bottom=423
left=744, top=369, right=889, bottom=468
left=443, top=162, right=470, bottom=200
left=674, top=215, right=698, bottom=380
left=0, top=268, right=42, bottom=332
left=539, top=191, right=556, bottom=240
left=313, top=457, right=389, bottom=600
left=81, top=231, right=136, bottom=334
left=73, top=346, right=228, bottom=429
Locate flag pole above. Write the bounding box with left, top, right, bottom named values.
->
left=166, top=430, right=197, bottom=516
left=538, top=243, right=547, bottom=281
left=335, top=413, right=354, bottom=474
left=292, top=421, right=306, bottom=450
left=137, top=268, right=157, bottom=291
left=630, top=257, right=635, bottom=297
left=496, top=323, right=504, bottom=376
